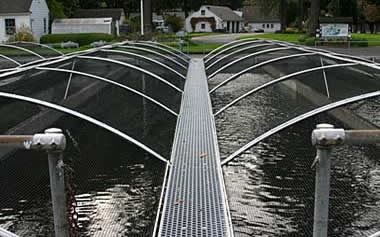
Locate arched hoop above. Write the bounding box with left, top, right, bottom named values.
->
left=214, top=63, right=357, bottom=116
left=0, top=92, right=170, bottom=164
left=0, top=44, right=45, bottom=59
left=221, top=91, right=380, bottom=165
left=36, top=67, right=179, bottom=116
left=76, top=55, right=183, bottom=93
left=8, top=41, right=64, bottom=56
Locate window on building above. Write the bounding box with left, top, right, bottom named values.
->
left=5, top=19, right=16, bottom=35
left=267, top=24, right=270, bottom=28
left=201, top=10, right=206, bottom=16
left=262, top=24, right=265, bottom=28
left=43, top=18, right=47, bottom=33
left=271, top=24, right=274, bottom=29
left=201, top=23, right=206, bottom=29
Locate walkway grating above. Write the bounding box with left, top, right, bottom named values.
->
left=158, top=59, right=233, bottom=237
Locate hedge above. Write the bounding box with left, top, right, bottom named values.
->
left=40, top=33, right=114, bottom=46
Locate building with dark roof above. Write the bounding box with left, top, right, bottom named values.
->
left=243, top=5, right=281, bottom=33
left=0, top=0, right=49, bottom=42
left=185, top=5, right=244, bottom=33
left=72, top=9, right=126, bottom=36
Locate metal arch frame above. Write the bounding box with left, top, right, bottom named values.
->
left=206, top=43, right=275, bottom=71
left=209, top=52, right=318, bottom=94
left=7, top=41, right=65, bottom=56
left=35, top=67, right=179, bottom=117
left=204, top=38, right=260, bottom=60
left=214, top=62, right=357, bottom=116
left=127, top=42, right=189, bottom=65
left=100, top=49, right=186, bottom=80
left=205, top=40, right=269, bottom=65
left=76, top=55, right=184, bottom=93
left=0, top=44, right=45, bottom=59
left=208, top=46, right=293, bottom=79
left=0, top=53, right=21, bottom=66
left=144, top=41, right=191, bottom=60
left=116, top=45, right=187, bottom=70
left=221, top=91, right=380, bottom=166
left=0, top=92, right=170, bottom=164
left=17, top=56, right=65, bottom=68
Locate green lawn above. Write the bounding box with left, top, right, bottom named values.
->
left=188, top=32, right=224, bottom=38
left=238, top=33, right=303, bottom=43
left=238, top=32, right=380, bottom=46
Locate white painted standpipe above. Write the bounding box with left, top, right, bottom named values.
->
left=140, top=0, right=144, bottom=36
left=45, top=128, right=69, bottom=237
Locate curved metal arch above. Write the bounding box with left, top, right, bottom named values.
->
left=209, top=52, right=318, bottom=94
left=0, top=44, right=45, bottom=59
left=0, top=53, right=21, bottom=66
left=76, top=55, right=183, bottom=93
left=116, top=45, right=187, bottom=70
left=17, top=56, right=64, bottom=68
left=214, top=63, right=357, bottom=116
left=206, top=43, right=275, bottom=71
left=0, top=92, right=170, bottom=164
left=144, top=41, right=191, bottom=60
left=35, top=67, right=179, bottom=117
left=100, top=49, right=186, bottom=80
left=205, top=40, right=268, bottom=65
left=8, top=41, right=65, bottom=56
left=221, top=91, right=380, bottom=166
left=204, top=38, right=260, bottom=60
left=208, top=46, right=293, bottom=79
left=128, top=42, right=188, bottom=65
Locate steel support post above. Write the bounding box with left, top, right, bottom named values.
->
left=311, top=124, right=344, bottom=237
left=45, top=128, right=69, bottom=237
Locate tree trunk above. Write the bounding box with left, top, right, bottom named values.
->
left=298, top=0, right=304, bottom=31
left=308, top=0, right=321, bottom=36
left=280, top=0, right=288, bottom=31
left=143, top=0, right=152, bottom=34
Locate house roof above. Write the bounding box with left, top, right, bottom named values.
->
left=73, top=8, right=124, bottom=21
left=0, top=0, right=33, bottom=14
left=320, top=17, right=353, bottom=24
left=204, top=5, right=243, bottom=21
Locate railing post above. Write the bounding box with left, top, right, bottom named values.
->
left=311, top=124, right=344, bottom=237
left=45, top=128, right=69, bottom=237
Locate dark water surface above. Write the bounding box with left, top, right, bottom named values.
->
left=211, top=72, right=380, bottom=237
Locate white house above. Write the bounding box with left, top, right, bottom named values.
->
left=52, top=18, right=113, bottom=35
left=0, top=0, right=49, bottom=42
left=185, top=5, right=243, bottom=33
left=72, top=9, right=126, bottom=36
left=243, top=5, right=281, bottom=33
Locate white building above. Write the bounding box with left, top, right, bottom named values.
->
left=243, top=5, right=281, bottom=33
left=72, top=9, right=126, bottom=36
left=185, top=5, right=243, bottom=33
left=0, top=0, right=49, bottom=42
left=52, top=18, right=113, bottom=35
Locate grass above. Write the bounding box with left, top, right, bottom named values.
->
left=238, top=33, right=303, bottom=43
left=238, top=32, right=380, bottom=46
left=188, top=32, right=224, bottom=38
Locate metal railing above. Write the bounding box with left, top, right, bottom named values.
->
left=0, top=129, right=68, bottom=237
left=311, top=124, right=380, bottom=237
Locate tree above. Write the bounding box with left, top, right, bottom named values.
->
left=361, top=0, right=380, bottom=33
left=280, top=0, right=288, bottom=31
left=309, top=0, right=321, bottom=35
left=165, top=15, right=184, bottom=32
left=46, top=0, right=65, bottom=19
left=298, top=0, right=304, bottom=31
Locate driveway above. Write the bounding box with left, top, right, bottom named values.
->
left=191, top=33, right=263, bottom=44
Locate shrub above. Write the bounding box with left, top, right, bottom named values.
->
left=7, top=24, right=35, bottom=42
left=40, top=33, right=114, bottom=46
left=305, top=37, right=316, bottom=46
left=165, top=15, right=184, bottom=33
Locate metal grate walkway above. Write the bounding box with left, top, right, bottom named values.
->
left=158, top=59, right=233, bottom=237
